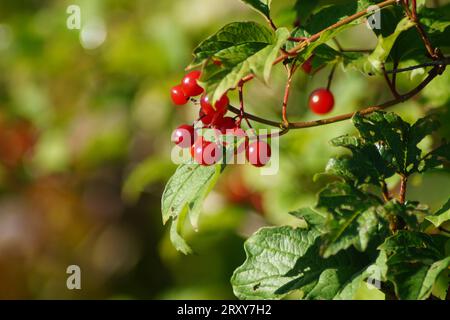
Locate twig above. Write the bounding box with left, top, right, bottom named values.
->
left=385, top=58, right=450, bottom=73
left=228, top=66, right=441, bottom=130
left=238, top=83, right=253, bottom=129
left=399, top=174, right=408, bottom=204
left=282, top=66, right=295, bottom=127
left=402, top=0, right=440, bottom=59
left=238, top=0, right=398, bottom=87
left=285, top=0, right=398, bottom=58
left=228, top=105, right=281, bottom=128
left=382, top=64, right=400, bottom=98
left=288, top=66, right=440, bottom=129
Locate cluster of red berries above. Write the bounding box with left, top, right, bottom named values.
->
left=170, top=71, right=272, bottom=168
left=301, top=56, right=335, bottom=115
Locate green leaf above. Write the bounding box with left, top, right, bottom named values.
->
left=288, top=1, right=379, bottom=67
left=334, top=254, right=386, bottom=300
left=290, top=207, right=327, bottom=232
left=421, top=143, right=450, bottom=172
left=304, top=2, right=368, bottom=34
left=240, top=0, right=272, bottom=19
left=191, top=22, right=289, bottom=103
left=325, top=141, right=395, bottom=186
left=276, top=246, right=372, bottom=300
left=426, top=199, right=450, bottom=228
left=350, top=18, right=415, bottom=75
left=419, top=5, right=450, bottom=32
left=231, top=226, right=320, bottom=299
left=170, top=211, right=193, bottom=255
left=379, top=231, right=450, bottom=300
left=293, top=0, right=317, bottom=24
left=161, top=164, right=223, bottom=253
left=352, top=112, right=441, bottom=175
left=231, top=225, right=380, bottom=299
left=317, top=182, right=382, bottom=257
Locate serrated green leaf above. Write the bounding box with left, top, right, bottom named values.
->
left=426, top=199, right=450, bottom=228
left=379, top=231, right=450, bottom=300
left=353, top=111, right=441, bottom=175
left=276, top=246, right=372, bottom=300
left=240, top=0, right=272, bottom=19
left=161, top=164, right=223, bottom=253
left=231, top=226, right=373, bottom=301
left=191, top=22, right=289, bottom=103
left=231, top=226, right=320, bottom=299
left=317, top=182, right=383, bottom=257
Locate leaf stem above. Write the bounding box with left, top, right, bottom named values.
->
left=326, top=64, right=337, bottom=91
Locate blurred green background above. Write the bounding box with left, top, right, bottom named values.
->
left=0, top=0, right=449, bottom=299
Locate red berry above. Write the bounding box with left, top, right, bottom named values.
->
left=309, top=88, right=335, bottom=115
left=199, top=109, right=225, bottom=126
left=171, top=85, right=189, bottom=105
left=171, top=124, right=196, bottom=148
left=246, top=140, right=272, bottom=167
left=215, top=117, right=237, bottom=134
left=181, top=71, right=204, bottom=97
left=302, top=56, right=313, bottom=74
left=200, top=94, right=229, bottom=116
left=190, top=138, right=222, bottom=166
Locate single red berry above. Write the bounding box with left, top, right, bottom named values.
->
left=190, top=138, right=222, bottom=166
left=215, top=117, right=238, bottom=134
left=200, top=94, right=229, bottom=116
left=171, top=124, right=196, bottom=148
left=246, top=140, right=272, bottom=167
left=171, top=85, right=189, bottom=105
left=309, top=88, right=335, bottom=115
left=302, top=56, right=314, bottom=74
left=181, top=71, right=204, bottom=97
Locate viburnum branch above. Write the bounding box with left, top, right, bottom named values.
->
left=225, top=0, right=448, bottom=132
left=229, top=66, right=442, bottom=130
left=288, top=66, right=441, bottom=129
